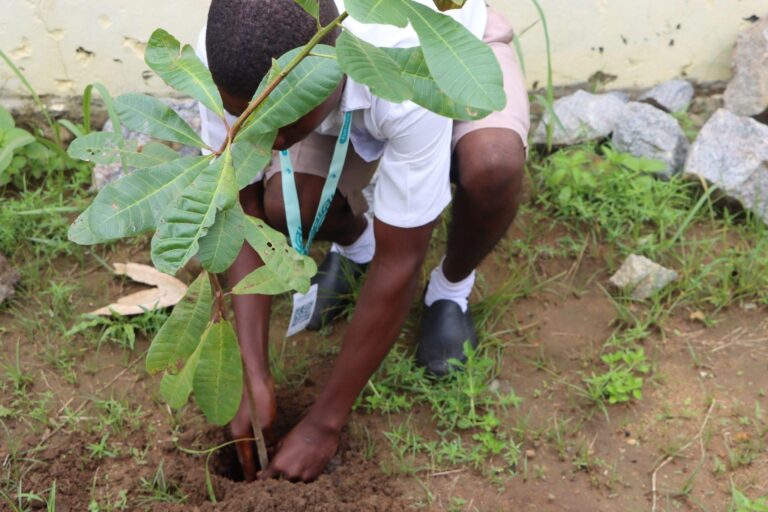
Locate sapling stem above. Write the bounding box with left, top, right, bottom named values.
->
left=222, top=11, right=349, bottom=151
left=208, top=272, right=269, bottom=473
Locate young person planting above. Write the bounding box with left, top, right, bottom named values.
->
left=197, top=0, right=529, bottom=482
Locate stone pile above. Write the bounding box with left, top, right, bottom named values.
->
left=533, top=13, right=768, bottom=222
left=534, top=80, right=692, bottom=177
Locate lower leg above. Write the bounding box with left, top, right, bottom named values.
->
left=442, top=129, right=526, bottom=283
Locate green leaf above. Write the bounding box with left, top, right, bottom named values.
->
left=146, top=273, right=213, bottom=374
left=68, top=131, right=123, bottom=163
left=193, top=320, right=243, bottom=426
left=345, top=0, right=409, bottom=27
left=160, top=343, right=201, bottom=409
left=68, top=132, right=180, bottom=169
left=68, top=207, right=99, bottom=245
left=88, top=155, right=214, bottom=241
left=0, top=106, right=15, bottom=131
left=336, top=31, right=413, bottom=103
left=383, top=47, right=490, bottom=121
left=0, top=128, right=35, bottom=174
left=145, top=28, right=225, bottom=117
left=128, top=142, right=180, bottom=168
left=116, top=93, right=205, bottom=148
left=401, top=0, right=505, bottom=111
left=236, top=45, right=342, bottom=140
left=293, top=0, right=319, bottom=20
left=198, top=202, right=246, bottom=273
left=151, top=150, right=238, bottom=274
left=232, top=265, right=295, bottom=295
left=235, top=215, right=317, bottom=295
left=232, top=130, right=275, bottom=189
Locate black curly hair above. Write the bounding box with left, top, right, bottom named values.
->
left=206, top=0, right=341, bottom=99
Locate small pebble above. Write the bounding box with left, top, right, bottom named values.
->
left=525, top=449, right=536, bottom=459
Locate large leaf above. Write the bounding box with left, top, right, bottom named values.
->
left=68, top=207, right=98, bottom=246
left=401, top=0, right=505, bottom=111
left=232, top=265, right=295, bottom=295
left=146, top=273, right=213, bottom=374
left=336, top=31, right=413, bottom=103
left=232, top=130, right=275, bottom=189
left=192, top=320, right=243, bottom=426
left=235, top=45, right=342, bottom=140
left=88, top=155, right=214, bottom=241
left=198, top=202, right=246, bottom=273
left=345, top=0, right=409, bottom=27
left=116, top=93, right=206, bottom=148
left=160, top=343, right=201, bottom=409
left=0, top=105, right=14, bottom=131
left=234, top=215, right=317, bottom=295
left=383, top=47, right=490, bottom=121
left=145, top=29, right=225, bottom=117
left=0, top=128, right=34, bottom=174
left=68, top=132, right=179, bottom=168
left=151, top=150, right=238, bottom=274
left=293, top=0, right=319, bottom=20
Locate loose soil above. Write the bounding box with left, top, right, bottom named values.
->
left=2, top=210, right=767, bottom=512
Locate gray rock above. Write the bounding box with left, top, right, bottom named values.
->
left=724, top=16, right=768, bottom=117
left=639, top=79, right=695, bottom=113
left=609, top=254, right=678, bottom=300
left=607, top=90, right=632, bottom=103
left=92, top=98, right=202, bottom=190
left=684, top=109, right=768, bottom=223
left=612, top=102, right=690, bottom=177
left=0, top=253, right=20, bottom=305
left=532, top=90, right=629, bottom=145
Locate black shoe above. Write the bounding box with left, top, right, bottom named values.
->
left=416, top=300, right=478, bottom=377
left=307, top=252, right=367, bottom=331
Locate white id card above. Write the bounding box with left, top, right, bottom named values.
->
left=286, top=284, right=318, bottom=337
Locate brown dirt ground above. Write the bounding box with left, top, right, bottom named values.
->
left=1, top=212, right=767, bottom=512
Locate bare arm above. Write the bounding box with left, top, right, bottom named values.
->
left=260, top=217, right=435, bottom=482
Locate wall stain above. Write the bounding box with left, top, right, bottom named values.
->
left=54, top=79, right=75, bottom=94
left=98, top=15, right=113, bottom=30
left=47, top=29, right=66, bottom=42
left=123, top=37, right=147, bottom=60
left=10, top=38, right=32, bottom=59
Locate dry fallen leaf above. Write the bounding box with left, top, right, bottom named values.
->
left=89, top=263, right=188, bottom=316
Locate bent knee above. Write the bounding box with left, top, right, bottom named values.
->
left=458, top=151, right=525, bottom=206
left=455, top=130, right=526, bottom=203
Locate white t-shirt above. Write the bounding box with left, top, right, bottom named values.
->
left=198, top=0, right=487, bottom=228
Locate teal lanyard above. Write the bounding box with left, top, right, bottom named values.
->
left=280, top=111, right=353, bottom=256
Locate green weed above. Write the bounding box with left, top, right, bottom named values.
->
left=66, top=310, right=169, bottom=351
left=137, top=461, right=187, bottom=505
left=358, top=343, right=522, bottom=472
left=730, top=486, right=768, bottom=512
left=532, top=144, right=697, bottom=249
left=582, top=347, right=650, bottom=409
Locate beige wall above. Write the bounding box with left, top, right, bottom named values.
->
left=0, top=0, right=764, bottom=98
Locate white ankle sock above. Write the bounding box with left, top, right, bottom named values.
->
left=330, top=217, right=375, bottom=265
left=424, top=259, right=475, bottom=312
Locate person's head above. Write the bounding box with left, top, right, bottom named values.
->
left=206, top=0, right=342, bottom=149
